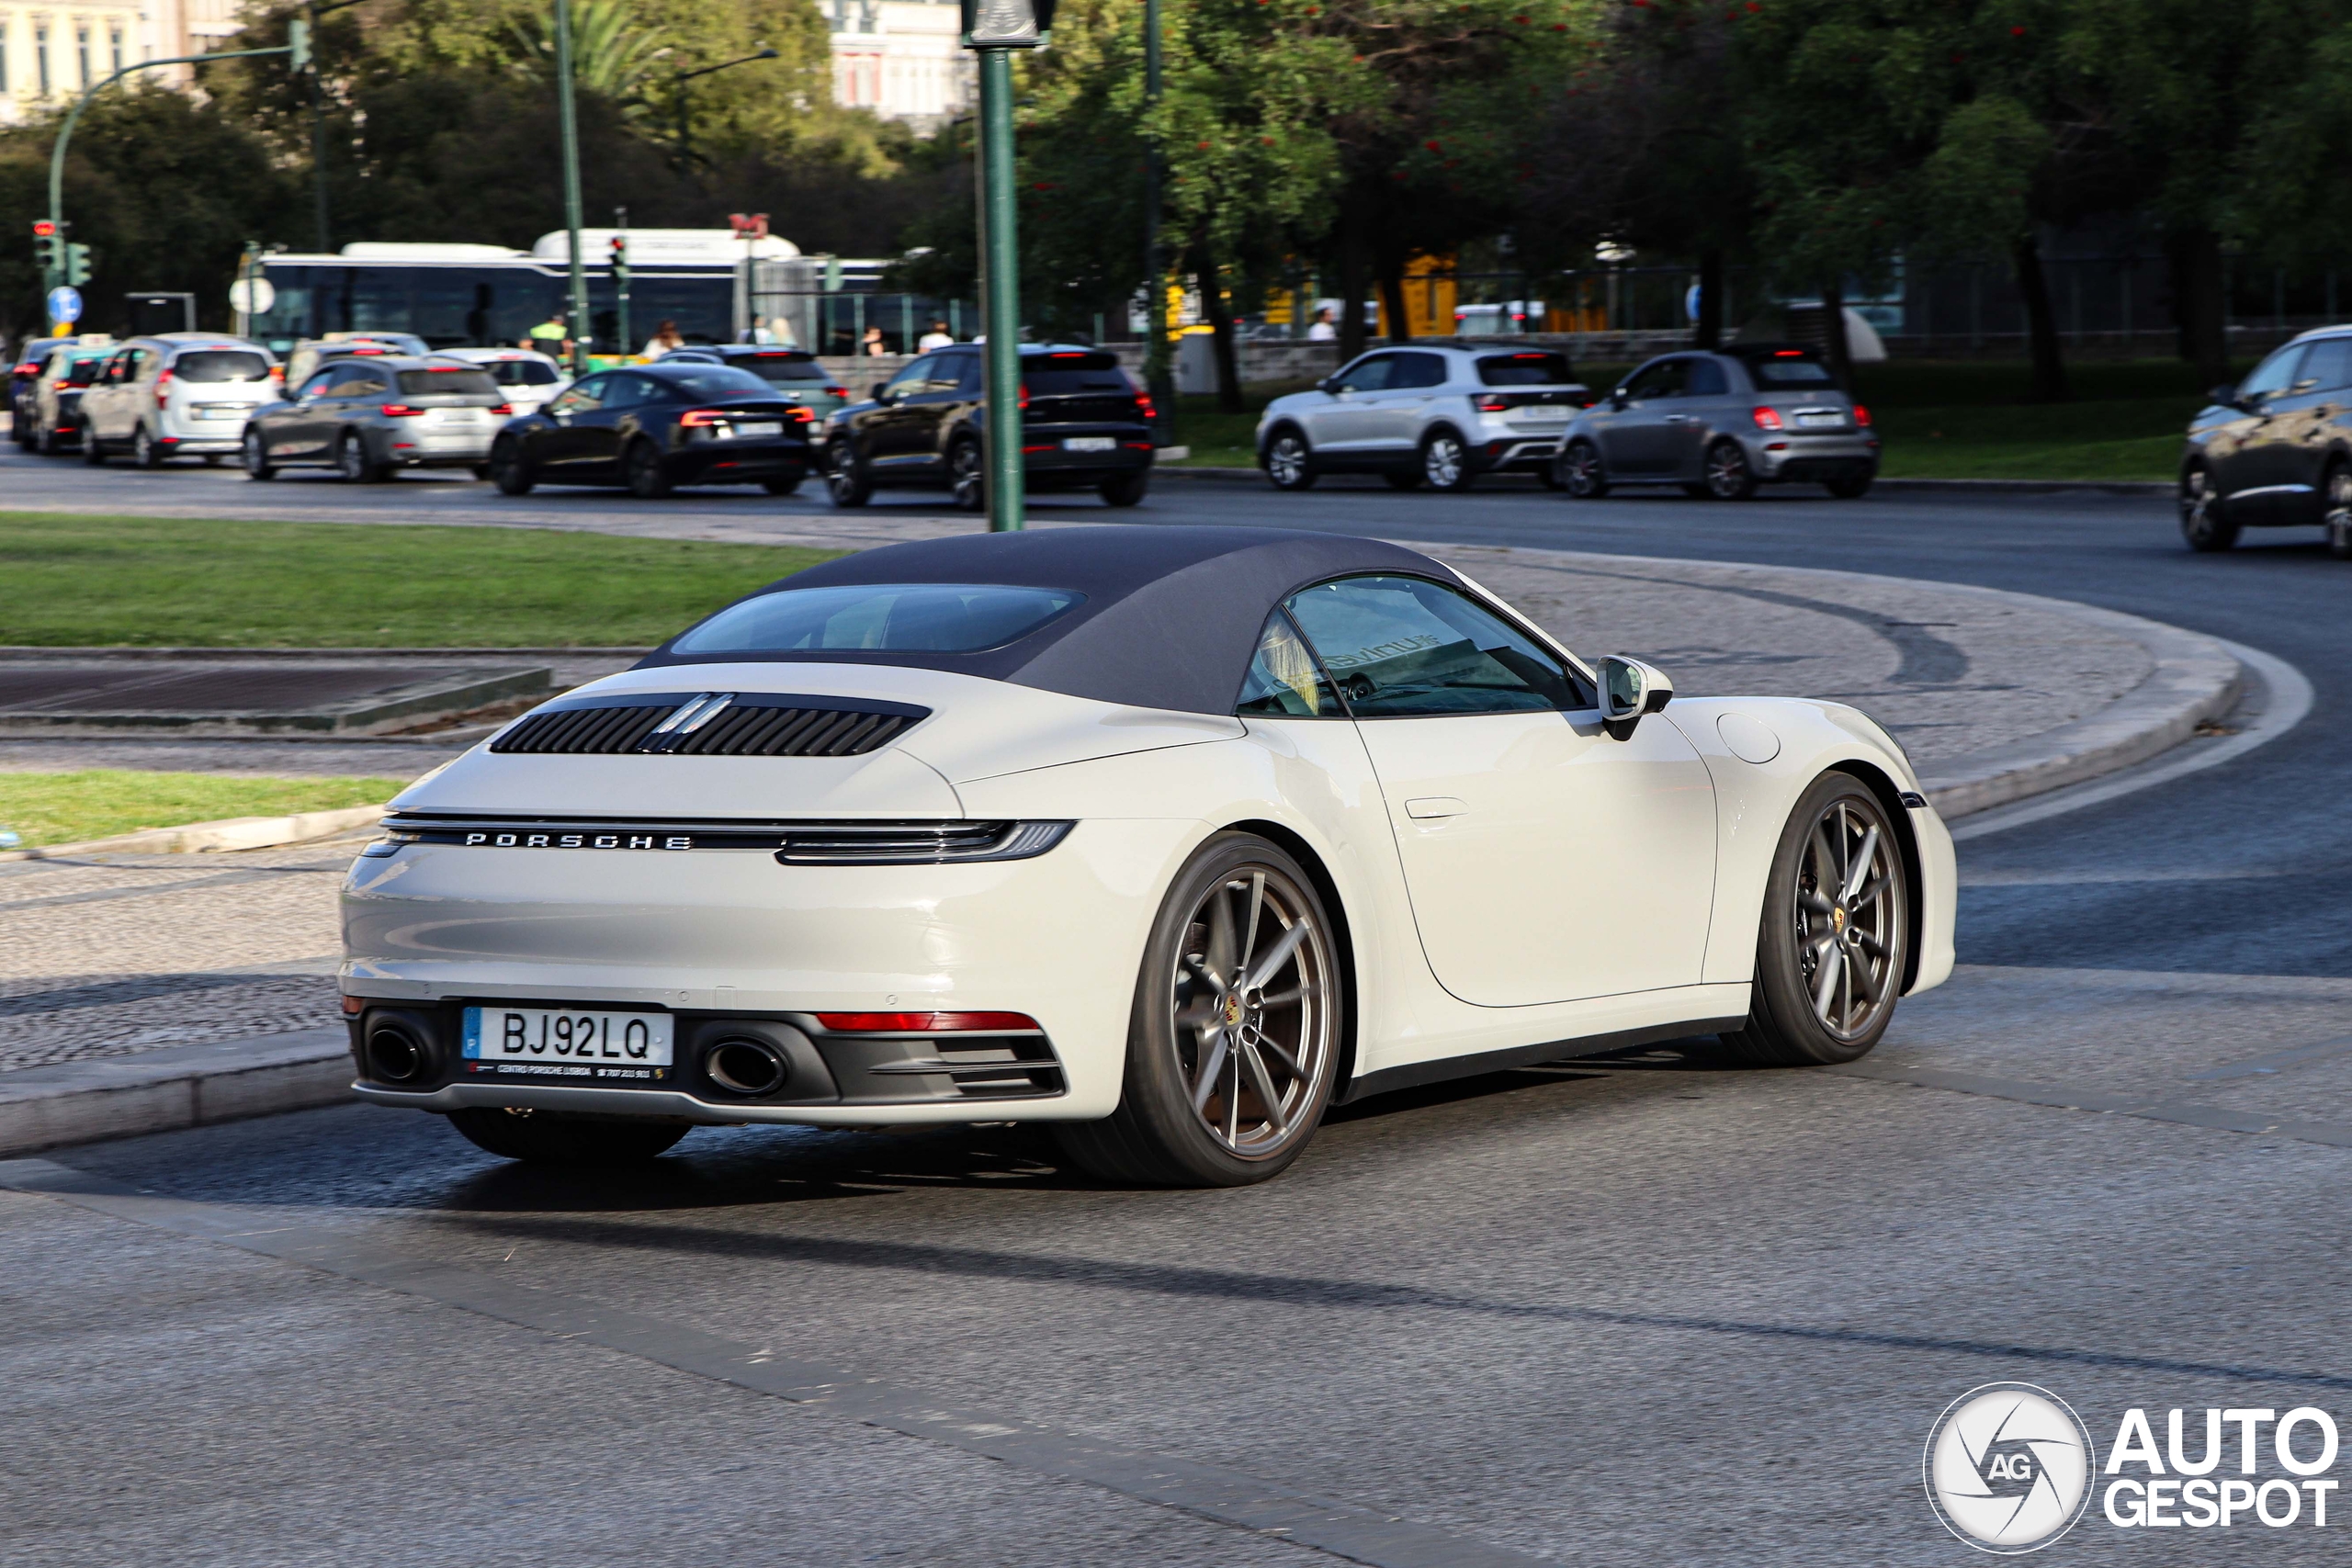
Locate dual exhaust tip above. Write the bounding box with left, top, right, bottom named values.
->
left=704, top=1036, right=789, bottom=1097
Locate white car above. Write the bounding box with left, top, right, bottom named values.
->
left=342, top=527, right=1955, bottom=1185
left=1256, top=344, right=1591, bottom=492
left=79, top=333, right=282, bottom=467
left=431, top=346, right=570, bottom=416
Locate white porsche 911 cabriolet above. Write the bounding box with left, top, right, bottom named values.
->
left=342, top=526, right=1954, bottom=1185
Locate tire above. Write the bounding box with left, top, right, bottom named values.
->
left=1383, top=470, right=1424, bottom=491
left=1824, top=467, right=1873, bottom=499
left=83, top=429, right=107, bottom=466
left=470, top=463, right=493, bottom=482
left=335, top=429, right=380, bottom=484
left=132, top=423, right=164, bottom=469
left=2324, top=461, right=2352, bottom=559
left=624, top=438, right=673, bottom=499
left=1722, top=773, right=1910, bottom=1067
left=2179, top=463, right=2237, bottom=551
left=446, top=1107, right=689, bottom=1167
left=1099, top=471, right=1148, bottom=507
left=38, top=423, right=63, bottom=457
left=763, top=473, right=805, bottom=497
left=242, top=429, right=275, bottom=480
left=1702, top=437, right=1757, bottom=500
left=491, top=437, right=537, bottom=495
left=825, top=441, right=873, bottom=508
left=1539, top=457, right=1568, bottom=491
left=1261, top=426, right=1317, bottom=491
left=948, top=438, right=987, bottom=513
left=1054, top=832, right=1343, bottom=1188
left=1420, top=428, right=1474, bottom=491
left=1559, top=438, right=1607, bottom=498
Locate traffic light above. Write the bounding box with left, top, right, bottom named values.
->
left=31, top=219, right=60, bottom=278
left=287, top=17, right=311, bottom=72
left=64, top=243, right=92, bottom=288
left=607, top=232, right=628, bottom=287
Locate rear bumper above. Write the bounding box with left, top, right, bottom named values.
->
left=668, top=439, right=812, bottom=483
left=1749, top=432, right=1878, bottom=480
left=1471, top=434, right=1566, bottom=472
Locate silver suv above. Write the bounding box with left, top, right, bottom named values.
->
left=1256, top=344, right=1589, bottom=491
left=242, top=355, right=510, bottom=482
left=80, top=334, right=282, bottom=467
left=1555, top=345, right=1879, bottom=501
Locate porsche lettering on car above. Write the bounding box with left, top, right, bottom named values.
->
left=341, top=526, right=1956, bottom=1186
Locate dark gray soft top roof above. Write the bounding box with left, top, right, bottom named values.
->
left=639, top=525, right=1462, bottom=715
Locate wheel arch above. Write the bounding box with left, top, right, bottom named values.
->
left=1260, top=418, right=1307, bottom=458
left=1216, top=816, right=1362, bottom=1102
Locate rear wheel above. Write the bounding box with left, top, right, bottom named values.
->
left=132, top=423, right=164, bottom=469
left=948, top=438, right=987, bottom=513
left=2324, top=461, right=2352, bottom=558
left=491, top=436, right=537, bottom=495
left=446, top=1107, right=689, bottom=1166
left=1262, top=428, right=1317, bottom=491
left=1723, top=773, right=1909, bottom=1066
left=624, top=438, right=673, bottom=499
left=335, top=429, right=380, bottom=484
left=825, top=441, right=872, bottom=507
left=2179, top=463, right=2237, bottom=551
left=1055, top=833, right=1341, bottom=1188
left=242, top=429, right=275, bottom=480
left=1099, top=471, right=1148, bottom=507
left=1703, top=437, right=1757, bottom=500
left=1559, top=438, right=1607, bottom=498
left=1420, top=429, right=1474, bottom=492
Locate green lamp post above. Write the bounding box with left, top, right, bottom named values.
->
left=960, top=0, right=1054, bottom=532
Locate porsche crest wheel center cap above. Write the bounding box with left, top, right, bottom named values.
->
left=1224, top=994, right=1244, bottom=1027
left=1831, top=906, right=1847, bottom=933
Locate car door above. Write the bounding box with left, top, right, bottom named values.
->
left=1594, top=357, right=1690, bottom=475
left=1363, top=351, right=1449, bottom=455
left=2269, top=338, right=2352, bottom=524
left=1283, top=574, right=1716, bottom=1007
left=1306, top=354, right=1396, bottom=453
left=862, top=355, right=944, bottom=470
left=536, top=373, right=612, bottom=472
left=1668, top=355, right=1735, bottom=479
left=575, top=371, right=653, bottom=475
left=2209, top=344, right=2307, bottom=521
left=271, top=367, right=342, bottom=458
left=83, top=349, right=134, bottom=441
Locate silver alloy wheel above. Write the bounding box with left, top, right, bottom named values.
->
left=1266, top=433, right=1310, bottom=488
left=1705, top=439, right=1752, bottom=499
left=1794, top=796, right=1904, bottom=1043
left=1563, top=440, right=1604, bottom=497
left=1170, top=866, right=1335, bottom=1160
left=337, top=431, right=368, bottom=482
left=133, top=425, right=157, bottom=468
left=243, top=430, right=270, bottom=477
left=950, top=442, right=985, bottom=510
left=1423, top=433, right=1465, bottom=489
left=2180, top=467, right=2217, bottom=538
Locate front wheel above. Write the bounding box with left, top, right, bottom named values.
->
left=491, top=437, right=537, bottom=495
left=1420, top=429, right=1474, bottom=492
left=2324, top=462, right=2352, bottom=558
left=624, top=439, right=673, bottom=499
left=1099, top=471, right=1148, bottom=507
left=1262, top=428, right=1317, bottom=491
left=2179, top=464, right=2237, bottom=551
left=1054, top=833, right=1342, bottom=1188
left=447, top=1107, right=689, bottom=1166
left=1703, top=438, right=1758, bottom=500
left=826, top=442, right=873, bottom=508
left=242, top=430, right=275, bottom=480
left=1723, top=773, right=1909, bottom=1066
left=948, top=439, right=986, bottom=513
left=1558, top=439, right=1607, bottom=498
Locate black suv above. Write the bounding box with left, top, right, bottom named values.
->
left=821, top=344, right=1154, bottom=511
left=2179, top=330, right=2352, bottom=554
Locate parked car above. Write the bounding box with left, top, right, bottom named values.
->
left=2178, top=328, right=2352, bottom=554
left=243, top=355, right=510, bottom=482
left=28, top=344, right=114, bottom=454
left=661, top=344, right=850, bottom=419
left=1255, top=344, right=1589, bottom=492
left=10, top=336, right=79, bottom=446
left=284, top=333, right=430, bottom=389
left=1554, top=344, right=1878, bottom=501
left=80, top=334, right=282, bottom=468
left=822, top=344, right=1155, bottom=511
left=430, top=346, right=570, bottom=416
left=487, top=360, right=815, bottom=498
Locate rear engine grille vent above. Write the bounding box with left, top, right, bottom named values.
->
left=492, top=694, right=929, bottom=757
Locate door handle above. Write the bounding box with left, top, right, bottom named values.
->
left=1664, top=414, right=1692, bottom=423
left=1405, top=796, right=1467, bottom=819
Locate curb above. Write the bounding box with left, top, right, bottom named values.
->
left=0, top=1029, right=352, bottom=1157
left=0, top=803, right=388, bottom=862
left=1158, top=465, right=2171, bottom=495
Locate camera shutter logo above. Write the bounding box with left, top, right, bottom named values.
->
left=1924, top=1382, right=2098, bottom=1553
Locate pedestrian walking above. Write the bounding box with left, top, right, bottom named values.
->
left=917, top=319, right=955, bottom=351
left=526, top=311, right=569, bottom=354
left=1306, top=307, right=1337, bottom=342
left=641, top=320, right=686, bottom=359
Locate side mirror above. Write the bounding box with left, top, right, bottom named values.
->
left=2209, top=383, right=2240, bottom=410
left=1317, top=377, right=1341, bottom=395
left=1599, top=655, right=1673, bottom=740
left=869, top=382, right=896, bottom=404
left=1609, top=388, right=1629, bottom=410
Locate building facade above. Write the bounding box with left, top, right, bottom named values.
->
left=828, top=0, right=970, bottom=130
left=0, top=0, right=240, bottom=123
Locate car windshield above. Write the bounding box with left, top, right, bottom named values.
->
left=1023, top=352, right=1130, bottom=396
left=396, top=368, right=501, bottom=397
left=1476, top=353, right=1574, bottom=386
left=481, top=359, right=560, bottom=387
left=658, top=367, right=776, bottom=400
left=175, top=350, right=272, bottom=383
left=62, top=359, right=103, bottom=385
left=732, top=354, right=828, bottom=384
left=1748, top=355, right=1837, bottom=389
left=672, top=583, right=1084, bottom=655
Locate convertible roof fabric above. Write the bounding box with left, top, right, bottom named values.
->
left=640, top=525, right=1461, bottom=715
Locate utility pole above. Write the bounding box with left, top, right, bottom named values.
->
left=961, top=0, right=1053, bottom=531
left=1142, top=0, right=1171, bottom=438
left=552, top=0, right=589, bottom=375
left=611, top=208, right=631, bottom=361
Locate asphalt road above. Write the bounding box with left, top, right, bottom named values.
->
left=7, top=447, right=2352, bottom=1564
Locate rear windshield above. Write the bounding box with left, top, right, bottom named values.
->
left=1023, top=352, right=1131, bottom=397
left=62, top=359, right=103, bottom=385
left=396, top=368, right=501, bottom=397
left=481, top=359, right=560, bottom=387
left=732, top=354, right=828, bottom=383
left=672, top=583, right=1084, bottom=655
left=175, top=350, right=272, bottom=384
left=658, top=367, right=775, bottom=400
left=1476, top=352, right=1574, bottom=386
left=1747, top=355, right=1837, bottom=389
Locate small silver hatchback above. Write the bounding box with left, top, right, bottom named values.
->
left=1555, top=345, right=1880, bottom=501
left=243, top=356, right=512, bottom=482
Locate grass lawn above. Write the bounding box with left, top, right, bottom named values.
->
left=0, top=514, right=843, bottom=648
left=0, top=769, right=414, bottom=849
left=1166, top=355, right=2230, bottom=482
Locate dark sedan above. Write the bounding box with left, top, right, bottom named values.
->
left=488, top=362, right=816, bottom=498
left=821, top=344, right=1154, bottom=511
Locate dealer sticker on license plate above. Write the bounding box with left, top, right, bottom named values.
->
left=1063, top=435, right=1116, bottom=452
left=461, top=1006, right=673, bottom=1081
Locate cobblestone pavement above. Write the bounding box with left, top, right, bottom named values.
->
left=0, top=536, right=2159, bottom=1081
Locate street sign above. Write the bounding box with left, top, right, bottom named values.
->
left=47, top=286, right=82, bottom=323
left=229, top=276, right=277, bottom=315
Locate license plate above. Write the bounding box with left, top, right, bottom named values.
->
left=435, top=409, right=482, bottom=422
left=461, top=1006, right=673, bottom=1081
left=195, top=405, right=245, bottom=420
left=1511, top=410, right=1567, bottom=423
left=1796, top=411, right=1845, bottom=428
left=731, top=421, right=784, bottom=437
left=1063, top=435, right=1116, bottom=452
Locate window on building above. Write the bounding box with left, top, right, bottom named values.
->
left=109, top=28, right=121, bottom=72
left=76, top=25, right=88, bottom=87
left=1, top=32, right=11, bottom=94
left=38, top=26, right=51, bottom=96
